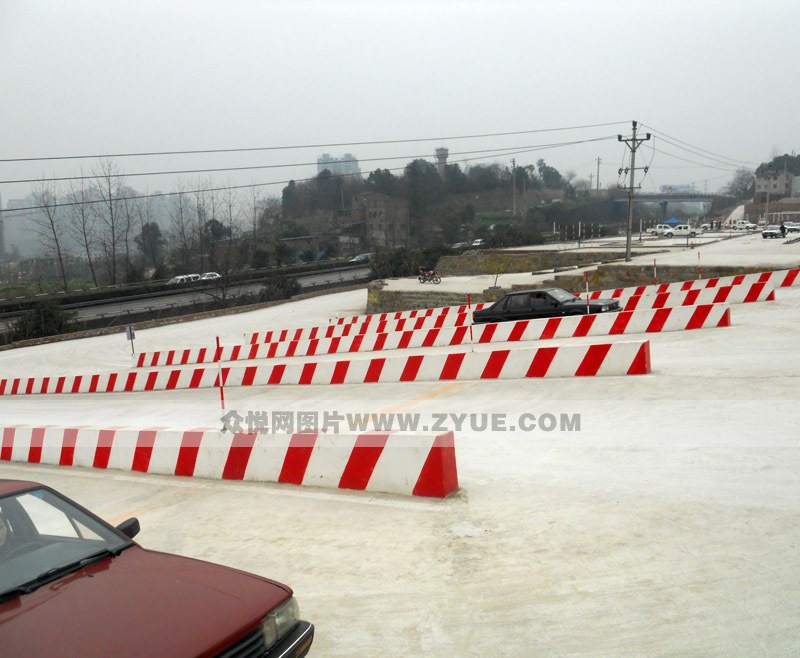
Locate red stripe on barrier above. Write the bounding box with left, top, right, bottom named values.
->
left=93, top=429, right=116, bottom=469
left=338, top=433, right=389, bottom=490
left=371, top=333, right=387, bottom=352
left=136, top=353, right=145, bottom=367
left=478, top=323, right=497, bottom=344
left=40, top=377, right=50, bottom=394
left=104, top=373, right=117, bottom=392
left=365, top=358, right=386, bottom=383
left=267, top=342, right=278, bottom=358
left=1, top=427, right=14, bottom=461
left=680, top=280, right=694, bottom=291
left=507, top=321, right=528, bottom=342
left=686, top=304, right=713, bottom=330
left=166, top=370, right=181, bottom=390
left=166, top=350, right=176, bottom=366
left=293, top=328, right=303, bottom=342
left=132, top=430, right=159, bottom=472
left=222, top=432, right=257, bottom=480
left=189, top=369, right=205, bottom=389
left=628, top=342, right=652, bottom=374
left=525, top=347, right=558, bottom=377
left=28, top=427, right=45, bottom=464
left=328, top=336, right=342, bottom=354
left=0, top=379, right=5, bottom=396
left=422, top=328, right=440, bottom=348
left=242, top=366, right=257, bottom=386
left=540, top=318, right=561, bottom=340
left=400, top=355, right=424, bottom=381
left=299, top=362, right=317, bottom=385
left=349, top=334, right=364, bottom=353
left=757, top=272, right=770, bottom=283
left=481, top=350, right=510, bottom=379
left=279, top=432, right=318, bottom=485
left=713, top=286, right=732, bottom=303
left=652, top=292, right=670, bottom=309
left=307, top=338, right=319, bottom=356
left=124, top=372, right=137, bottom=392
left=25, top=378, right=34, bottom=395
left=575, top=344, right=612, bottom=376
left=331, top=361, right=350, bottom=384
left=718, top=307, right=732, bottom=327
left=309, top=326, right=319, bottom=340
left=144, top=371, right=159, bottom=391
left=248, top=344, right=259, bottom=360
left=609, top=311, right=632, bottom=335
left=624, top=295, right=642, bottom=311
left=89, top=374, right=100, bottom=393
left=645, top=308, right=671, bottom=333
left=745, top=282, right=768, bottom=302
left=397, top=331, right=413, bottom=349
left=704, top=277, right=720, bottom=288
left=71, top=376, right=83, bottom=394
left=10, top=379, right=20, bottom=395
left=439, top=353, right=465, bottom=380
left=413, top=431, right=458, bottom=498
left=286, top=341, right=298, bottom=357
left=450, top=326, right=468, bottom=346
left=231, top=345, right=241, bottom=362
left=60, top=428, right=78, bottom=466
left=573, top=314, right=597, bottom=337
left=56, top=377, right=66, bottom=394
left=268, top=364, right=286, bottom=384
left=683, top=289, right=700, bottom=306
left=175, top=430, right=205, bottom=476
left=782, top=269, right=799, bottom=287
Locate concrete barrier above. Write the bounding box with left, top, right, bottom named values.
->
left=134, top=304, right=728, bottom=367
left=0, top=426, right=459, bottom=498
left=588, top=268, right=798, bottom=301
left=622, top=282, right=775, bottom=311
left=1, top=340, right=652, bottom=397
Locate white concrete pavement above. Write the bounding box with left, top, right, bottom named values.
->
left=1, top=232, right=800, bottom=656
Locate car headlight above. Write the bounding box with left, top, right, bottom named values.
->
left=261, top=597, right=300, bottom=649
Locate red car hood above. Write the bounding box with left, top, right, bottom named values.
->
left=0, top=546, right=291, bottom=658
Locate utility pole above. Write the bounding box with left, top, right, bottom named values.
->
left=588, top=172, right=594, bottom=195
left=618, top=121, right=651, bottom=262
left=511, top=158, right=516, bottom=216
left=596, top=157, right=602, bottom=199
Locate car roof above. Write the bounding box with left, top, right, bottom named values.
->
left=0, top=479, right=42, bottom=496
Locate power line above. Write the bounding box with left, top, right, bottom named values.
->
left=0, top=121, right=629, bottom=164
left=0, top=136, right=620, bottom=186
left=640, top=123, right=757, bottom=168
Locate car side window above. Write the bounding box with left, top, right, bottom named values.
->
left=531, top=293, right=547, bottom=307
left=509, top=294, right=529, bottom=310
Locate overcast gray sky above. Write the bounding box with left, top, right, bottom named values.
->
left=1, top=0, right=797, bottom=205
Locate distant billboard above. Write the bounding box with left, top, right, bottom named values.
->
left=660, top=185, right=692, bottom=194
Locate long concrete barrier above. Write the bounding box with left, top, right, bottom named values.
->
left=588, top=268, right=798, bottom=301
left=244, top=302, right=489, bottom=346
left=134, top=304, right=729, bottom=367
left=1, top=340, right=652, bottom=397
left=622, top=282, right=775, bottom=311
left=0, top=426, right=458, bottom=498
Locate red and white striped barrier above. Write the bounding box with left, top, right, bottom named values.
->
left=1, top=340, right=652, bottom=397
left=135, top=304, right=728, bottom=367
left=588, top=268, right=798, bottom=301
left=245, top=302, right=488, bottom=346
left=621, top=282, right=774, bottom=311
left=0, top=426, right=458, bottom=498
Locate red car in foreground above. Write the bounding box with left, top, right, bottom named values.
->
left=0, top=479, right=313, bottom=657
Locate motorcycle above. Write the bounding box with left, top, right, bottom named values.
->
left=418, top=268, right=441, bottom=284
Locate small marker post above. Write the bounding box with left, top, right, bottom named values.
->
left=215, top=336, right=225, bottom=410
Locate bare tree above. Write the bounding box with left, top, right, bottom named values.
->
left=167, top=185, right=197, bottom=273
left=65, top=177, right=99, bottom=286
left=31, top=179, right=69, bottom=291
left=92, top=159, right=126, bottom=284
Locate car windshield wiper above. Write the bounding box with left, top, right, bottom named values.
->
left=13, top=545, right=130, bottom=595
left=0, top=586, right=29, bottom=603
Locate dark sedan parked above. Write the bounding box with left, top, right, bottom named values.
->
left=0, top=479, right=314, bottom=658
left=472, top=287, right=621, bottom=324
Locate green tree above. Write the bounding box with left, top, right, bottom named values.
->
left=366, top=168, right=400, bottom=196
left=11, top=301, right=76, bottom=341
left=536, top=159, right=564, bottom=189
left=134, top=221, right=166, bottom=271
left=723, top=168, right=755, bottom=200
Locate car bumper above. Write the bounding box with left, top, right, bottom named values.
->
left=267, top=621, right=314, bottom=658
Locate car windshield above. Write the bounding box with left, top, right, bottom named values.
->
left=0, top=487, right=132, bottom=597
left=548, top=289, right=576, bottom=303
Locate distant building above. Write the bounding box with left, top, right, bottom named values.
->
left=755, top=170, right=793, bottom=203
left=317, top=153, right=361, bottom=177
left=351, top=192, right=409, bottom=249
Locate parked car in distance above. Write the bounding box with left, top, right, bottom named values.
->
left=674, top=224, right=701, bottom=238
left=0, top=479, right=314, bottom=658
left=732, top=220, right=757, bottom=231
left=472, top=238, right=485, bottom=247
left=762, top=225, right=783, bottom=239
left=200, top=271, right=222, bottom=280
left=784, top=221, right=800, bottom=233
left=649, top=224, right=674, bottom=237
left=349, top=252, right=373, bottom=263
left=472, top=287, right=622, bottom=324
left=166, top=275, right=189, bottom=285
